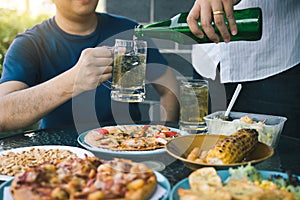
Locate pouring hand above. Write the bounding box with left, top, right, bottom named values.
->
left=187, top=0, right=240, bottom=43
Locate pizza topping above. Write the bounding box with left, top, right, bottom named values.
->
left=96, top=129, right=109, bottom=134
left=121, top=138, right=145, bottom=148
left=155, top=137, right=168, bottom=145
left=51, top=187, right=69, bottom=199
left=163, top=131, right=178, bottom=137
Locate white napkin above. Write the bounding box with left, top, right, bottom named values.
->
left=149, top=184, right=168, bottom=200
left=192, top=44, right=220, bottom=80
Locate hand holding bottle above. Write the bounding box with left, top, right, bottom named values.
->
left=135, top=7, right=261, bottom=44
left=187, top=0, right=241, bottom=43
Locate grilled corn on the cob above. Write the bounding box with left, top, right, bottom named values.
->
left=206, top=128, right=259, bottom=164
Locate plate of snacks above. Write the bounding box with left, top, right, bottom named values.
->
left=166, top=128, right=274, bottom=170
left=0, top=145, right=95, bottom=181
left=170, top=164, right=300, bottom=200
left=0, top=157, right=170, bottom=200
left=78, top=124, right=186, bottom=162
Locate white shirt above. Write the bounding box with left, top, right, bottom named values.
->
left=192, top=0, right=300, bottom=83
left=220, top=0, right=300, bottom=83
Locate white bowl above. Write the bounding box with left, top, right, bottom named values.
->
left=204, top=111, right=287, bottom=148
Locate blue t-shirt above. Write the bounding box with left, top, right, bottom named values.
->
left=1, top=13, right=167, bottom=130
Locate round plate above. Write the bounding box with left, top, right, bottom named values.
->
left=0, top=172, right=170, bottom=200
left=166, top=134, right=274, bottom=170
left=0, top=145, right=95, bottom=181
left=77, top=125, right=188, bottom=162
left=170, top=170, right=297, bottom=200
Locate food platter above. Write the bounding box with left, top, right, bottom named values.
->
left=77, top=125, right=188, bottom=162
left=166, top=134, right=274, bottom=170
left=0, top=171, right=171, bottom=200
left=170, top=170, right=298, bottom=200
left=0, top=145, right=95, bottom=181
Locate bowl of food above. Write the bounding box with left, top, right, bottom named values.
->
left=204, top=111, right=287, bottom=148
left=166, top=129, right=274, bottom=170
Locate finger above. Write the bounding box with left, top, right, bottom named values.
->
left=211, top=2, right=230, bottom=42
left=98, top=73, right=112, bottom=86
left=103, top=46, right=114, bottom=51
left=95, top=65, right=113, bottom=77
left=94, top=57, right=113, bottom=66
left=96, top=66, right=112, bottom=86
left=201, top=3, right=220, bottom=43
left=93, top=46, right=114, bottom=58
left=93, top=66, right=112, bottom=81
left=101, top=65, right=113, bottom=74
left=187, top=2, right=205, bottom=38
left=223, top=0, right=237, bottom=36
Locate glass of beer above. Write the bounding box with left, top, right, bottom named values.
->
left=111, top=39, right=147, bottom=102
left=179, top=79, right=209, bottom=133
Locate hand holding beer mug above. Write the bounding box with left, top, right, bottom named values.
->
left=179, top=79, right=209, bottom=133
left=111, top=39, right=147, bottom=102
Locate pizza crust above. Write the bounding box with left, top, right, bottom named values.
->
left=10, top=183, right=52, bottom=200
left=84, top=130, right=106, bottom=147
left=125, top=175, right=157, bottom=200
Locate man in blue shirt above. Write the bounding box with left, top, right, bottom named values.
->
left=0, top=0, right=179, bottom=132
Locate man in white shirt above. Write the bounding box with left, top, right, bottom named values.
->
left=187, top=0, right=300, bottom=138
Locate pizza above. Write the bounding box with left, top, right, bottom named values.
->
left=10, top=156, right=157, bottom=200
left=84, top=125, right=182, bottom=151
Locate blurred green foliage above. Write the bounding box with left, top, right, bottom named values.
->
left=0, top=9, right=51, bottom=76
left=0, top=9, right=51, bottom=135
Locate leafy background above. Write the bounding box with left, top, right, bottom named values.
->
left=0, top=9, right=50, bottom=135
left=0, top=9, right=49, bottom=75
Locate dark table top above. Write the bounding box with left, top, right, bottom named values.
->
left=0, top=124, right=300, bottom=187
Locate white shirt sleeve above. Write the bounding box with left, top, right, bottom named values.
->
left=192, top=44, right=220, bottom=80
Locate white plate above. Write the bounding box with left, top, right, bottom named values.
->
left=0, top=171, right=170, bottom=200
left=77, top=125, right=188, bottom=162
left=0, top=145, right=95, bottom=181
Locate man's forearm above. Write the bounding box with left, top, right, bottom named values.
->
left=151, top=68, right=180, bottom=122
left=160, top=91, right=180, bottom=122
left=0, top=70, right=76, bottom=132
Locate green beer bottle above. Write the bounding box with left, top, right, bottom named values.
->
left=134, top=7, right=262, bottom=44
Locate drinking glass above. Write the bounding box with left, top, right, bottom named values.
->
left=179, top=79, right=209, bottom=133
left=111, top=39, right=147, bottom=102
